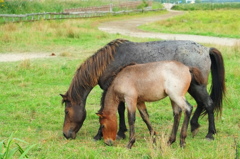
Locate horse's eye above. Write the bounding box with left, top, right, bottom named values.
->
left=101, top=125, right=105, bottom=129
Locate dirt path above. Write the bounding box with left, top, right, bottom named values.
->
left=0, top=53, right=55, bottom=62
left=99, top=10, right=240, bottom=46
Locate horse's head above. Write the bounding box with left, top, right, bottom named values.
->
left=61, top=94, right=86, bottom=139
left=96, top=112, right=117, bottom=146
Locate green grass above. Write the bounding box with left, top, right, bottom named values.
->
left=0, top=9, right=239, bottom=158
left=0, top=44, right=239, bottom=159
left=139, top=10, right=240, bottom=38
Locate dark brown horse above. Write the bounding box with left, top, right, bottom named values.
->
left=61, top=39, right=225, bottom=140
left=97, top=61, right=205, bottom=149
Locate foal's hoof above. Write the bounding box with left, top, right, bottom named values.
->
left=180, top=141, right=186, bottom=148
left=191, top=128, right=199, bottom=138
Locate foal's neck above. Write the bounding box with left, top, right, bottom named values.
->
left=103, top=86, right=119, bottom=114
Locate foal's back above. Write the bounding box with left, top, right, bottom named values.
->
left=112, top=61, right=191, bottom=102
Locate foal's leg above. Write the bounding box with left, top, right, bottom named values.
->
left=168, top=100, right=182, bottom=145
left=126, top=99, right=137, bottom=149
left=188, top=83, right=216, bottom=140
left=179, top=101, right=193, bottom=147
left=137, top=102, right=157, bottom=143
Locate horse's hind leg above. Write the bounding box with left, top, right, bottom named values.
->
left=180, top=101, right=193, bottom=147
left=188, top=84, right=216, bottom=140
left=168, top=100, right=182, bottom=145
left=137, top=102, right=157, bottom=143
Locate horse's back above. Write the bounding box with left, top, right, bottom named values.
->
left=99, top=40, right=210, bottom=89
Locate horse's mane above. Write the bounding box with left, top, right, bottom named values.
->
left=99, top=62, right=136, bottom=112
left=66, top=39, right=129, bottom=103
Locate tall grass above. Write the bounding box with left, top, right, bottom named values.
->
left=0, top=133, right=35, bottom=159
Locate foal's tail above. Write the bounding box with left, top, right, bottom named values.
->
left=209, top=48, right=226, bottom=116
left=189, top=67, right=205, bottom=85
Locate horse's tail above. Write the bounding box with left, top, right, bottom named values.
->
left=189, top=67, right=205, bottom=85
left=208, top=48, right=226, bottom=116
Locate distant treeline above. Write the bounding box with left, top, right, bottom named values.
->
left=172, top=2, right=240, bottom=10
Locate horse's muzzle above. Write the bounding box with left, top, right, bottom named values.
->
left=63, top=130, right=76, bottom=139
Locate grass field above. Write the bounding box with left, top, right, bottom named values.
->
left=0, top=9, right=239, bottom=159
left=139, top=10, right=240, bottom=38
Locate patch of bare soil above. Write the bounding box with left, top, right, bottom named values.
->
left=0, top=53, right=56, bottom=62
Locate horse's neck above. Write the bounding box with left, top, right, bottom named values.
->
left=68, top=84, right=93, bottom=104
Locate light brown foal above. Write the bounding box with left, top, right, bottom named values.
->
left=97, top=61, right=204, bottom=149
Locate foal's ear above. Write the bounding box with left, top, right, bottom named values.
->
left=96, top=112, right=104, bottom=118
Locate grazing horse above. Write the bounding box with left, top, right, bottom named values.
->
left=97, top=61, right=205, bottom=149
left=61, top=39, right=225, bottom=140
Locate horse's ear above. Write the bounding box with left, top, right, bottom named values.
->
left=60, top=94, right=66, bottom=98
left=60, top=94, right=68, bottom=101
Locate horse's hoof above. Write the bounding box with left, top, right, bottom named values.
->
left=191, top=128, right=199, bottom=137
left=205, top=134, right=214, bottom=140
left=116, top=133, right=126, bottom=140
left=93, top=135, right=102, bottom=141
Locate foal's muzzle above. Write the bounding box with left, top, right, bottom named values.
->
left=104, top=139, right=114, bottom=146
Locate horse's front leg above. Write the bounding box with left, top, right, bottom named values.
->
left=168, top=100, right=182, bottom=145
left=93, top=126, right=103, bottom=140
left=180, top=101, right=193, bottom=147
left=117, top=102, right=128, bottom=139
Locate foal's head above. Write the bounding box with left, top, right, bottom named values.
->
left=96, top=112, right=117, bottom=145
left=61, top=94, right=86, bottom=139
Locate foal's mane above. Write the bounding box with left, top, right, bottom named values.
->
left=99, top=63, right=136, bottom=113
left=66, top=39, right=129, bottom=103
